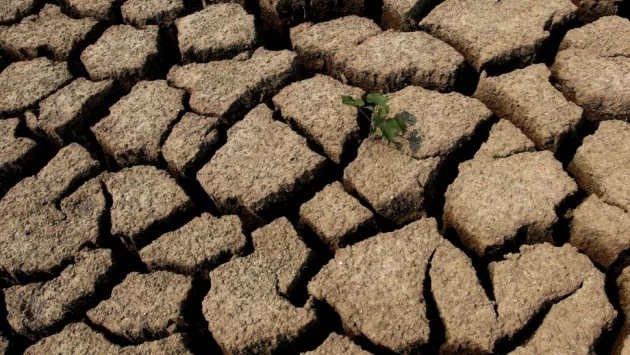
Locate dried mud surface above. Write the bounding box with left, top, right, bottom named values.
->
left=0, top=0, right=629, bottom=354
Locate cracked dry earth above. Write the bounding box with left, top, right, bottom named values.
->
left=1, top=0, right=630, bottom=355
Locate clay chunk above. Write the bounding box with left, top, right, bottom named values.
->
left=0, top=118, right=41, bottom=195
left=24, top=323, right=119, bottom=355
left=92, top=80, right=185, bottom=167
left=258, top=0, right=307, bottom=31
left=343, top=138, right=439, bottom=225
left=81, top=25, right=160, bottom=85
left=387, top=86, right=493, bottom=159
left=119, top=333, right=192, bottom=355
left=0, top=5, right=100, bottom=61
left=299, top=182, right=376, bottom=250
left=4, top=249, right=119, bottom=339
left=381, top=0, right=440, bottom=30
left=0, top=58, right=72, bottom=115
left=121, top=0, right=185, bottom=27
left=303, top=333, right=370, bottom=355
left=290, top=16, right=381, bottom=74
left=431, top=242, right=616, bottom=354
left=273, top=74, right=364, bottom=164
left=420, top=0, right=578, bottom=72
left=0, top=144, right=103, bottom=280
left=475, top=63, right=583, bottom=152
left=0, top=334, right=9, bottom=354
left=26, top=78, right=116, bottom=148
left=140, top=213, right=247, bottom=274
left=0, top=0, right=40, bottom=25
left=197, top=105, right=325, bottom=227
left=167, top=48, right=298, bottom=123
left=103, top=165, right=193, bottom=250
left=203, top=218, right=317, bottom=354
left=551, top=16, right=630, bottom=122
left=613, top=267, right=630, bottom=355
left=60, top=0, right=123, bottom=21
left=569, top=120, right=630, bottom=212
left=162, top=112, right=221, bottom=178
left=309, top=218, right=446, bottom=353
left=176, top=3, right=256, bottom=63
left=334, top=30, right=465, bottom=93
left=474, top=119, right=536, bottom=160
left=444, top=151, right=577, bottom=256
left=87, top=271, right=193, bottom=343
left=570, top=195, right=630, bottom=269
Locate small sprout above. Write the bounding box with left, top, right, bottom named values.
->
left=492, top=153, right=507, bottom=159
left=342, top=93, right=407, bottom=143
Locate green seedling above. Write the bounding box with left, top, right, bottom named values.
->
left=342, top=93, right=407, bottom=143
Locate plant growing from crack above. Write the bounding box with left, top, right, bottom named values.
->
left=342, top=93, right=407, bottom=143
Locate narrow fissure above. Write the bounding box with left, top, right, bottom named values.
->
left=424, top=250, right=446, bottom=354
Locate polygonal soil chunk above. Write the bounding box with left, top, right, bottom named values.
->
left=444, top=151, right=577, bottom=256
left=81, top=25, right=160, bottom=85
left=0, top=4, right=100, bottom=61
left=303, top=333, right=370, bottom=355
left=0, top=118, right=40, bottom=195
left=299, top=182, right=376, bottom=250
left=569, top=120, right=630, bottom=211
left=0, top=0, right=40, bottom=25
left=140, top=213, right=247, bottom=274
left=4, top=249, right=119, bottom=339
left=334, top=30, right=465, bottom=93
left=203, top=218, right=317, bottom=354
left=162, top=112, right=221, bottom=178
left=387, top=86, right=493, bottom=159
left=26, top=78, right=116, bottom=148
left=103, top=165, right=193, bottom=250
left=473, top=119, right=536, bottom=160
left=474, top=63, right=583, bottom=152
left=0, top=144, right=103, bottom=280
left=0, top=335, right=9, bottom=355
left=290, top=16, right=381, bottom=74
left=490, top=243, right=602, bottom=339
left=551, top=16, right=630, bottom=122
left=509, top=274, right=615, bottom=354
left=430, top=242, right=502, bottom=354
left=309, top=218, right=445, bottom=353
left=0, top=58, right=72, bottom=115
left=570, top=195, right=630, bottom=269
left=176, top=3, right=256, bottom=63
left=87, top=271, right=193, bottom=343
left=24, top=323, right=119, bottom=355
left=613, top=267, right=630, bottom=355
left=381, top=0, right=440, bottom=30
left=343, top=138, right=439, bottom=225
left=420, top=0, right=578, bottom=72
left=119, top=333, right=192, bottom=355
left=571, top=0, right=623, bottom=22
left=60, top=0, right=123, bottom=21
left=197, top=105, right=325, bottom=227
left=92, top=80, right=185, bottom=167
left=121, top=0, right=185, bottom=27
left=432, top=242, right=615, bottom=354
left=273, top=74, right=364, bottom=164
left=167, top=48, right=298, bottom=123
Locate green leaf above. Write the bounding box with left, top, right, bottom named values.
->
left=364, top=105, right=374, bottom=112
left=395, top=117, right=408, bottom=133
left=365, top=93, right=388, bottom=106
left=377, top=105, right=389, bottom=117
left=342, top=96, right=365, bottom=107
left=380, top=118, right=400, bottom=142
left=372, top=115, right=385, bottom=127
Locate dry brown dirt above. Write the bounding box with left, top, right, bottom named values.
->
left=0, top=0, right=629, bottom=354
